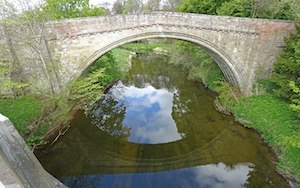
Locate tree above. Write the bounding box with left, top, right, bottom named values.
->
left=0, top=0, right=61, bottom=96
left=112, top=0, right=125, bottom=14
left=0, top=0, right=111, bottom=97
left=123, top=0, right=143, bottom=14
left=216, top=0, right=252, bottom=17
left=71, top=68, right=105, bottom=108
left=251, top=0, right=295, bottom=19
left=272, top=23, right=300, bottom=115
left=86, top=52, right=121, bottom=84
left=144, top=0, right=161, bottom=12
left=43, top=0, right=108, bottom=20
left=112, top=0, right=144, bottom=14
left=178, top=0, right=228, bottom=15
left=162, top=0, right=184, bottom=11
left=71, top=52, right=121, bottom=109
left=178, top=0, right=297, bottom=20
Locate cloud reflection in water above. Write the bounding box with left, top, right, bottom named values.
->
left=109, top=82, right=182, bottom=144
left=62, top=163, right=254, bottom=188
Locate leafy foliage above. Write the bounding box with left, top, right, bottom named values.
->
left=178, top=0, right=228, bottom=15
left=143, top=0, right=161, bottom=12
left=43, top=0, right=108, bottom=20
left=87, top=52, right=121, bottom=84
left=216, top=0, right=252, bottom=17
left=179, top=0, right=297, bottom=20
left=289, top=81, right=300, bottom=115
left=71, top=68, right=105, bottom=109
left=123, top=0, right=143, bottom=14
left=272, top=28, right=300, bottom=116
left=214, top=81, right=240, bottom=114
left=249, top=0, right=296, bottom=20
left=112, top=0, right=125, bottom=14
left=168, top=40, right=225, bottom=91
left=112, top=0, right=184, bottom=13
left=71, top=52, right=122, bottom=109
left=112, top=0, right=143, bottom=14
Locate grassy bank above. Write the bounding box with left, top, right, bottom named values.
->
left=0, top=94, right=75, bottom=148
left=0, top=95, right=42, bottom=135
left=235, top=95, right=300, bottom=183
left=111, top=48, right=135, bottom=72
left=0, top=95, right=45, bottom=147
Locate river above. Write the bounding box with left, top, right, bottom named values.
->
left=38, top=54, right=289, bottom=188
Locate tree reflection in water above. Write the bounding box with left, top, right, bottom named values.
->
left=89, top=80, right=183, bottom=144
left=89, top=84, right=130, bottom=141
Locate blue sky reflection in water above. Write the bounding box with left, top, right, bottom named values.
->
left=37, top=56, right=289, bottom=188
left=62, top=163, right=253, bottom=188
left=94, top=82, right=183, bottom=144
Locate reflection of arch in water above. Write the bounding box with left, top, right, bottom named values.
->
left=38, top=108, right=288, bottom=187
left=73, top=33, right=243, bottom=92
left=56, top=121, right=284, bottom=188
left=100, top=127, right=229, bottom=167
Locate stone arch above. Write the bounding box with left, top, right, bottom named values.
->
left=73, top=32, right=244, bottom=92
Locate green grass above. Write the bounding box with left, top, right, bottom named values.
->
left=120, top=41, right=172, bottom=54
left=234, top=95, right=300, bottom=181
left=0, top=95, right=42, bottom=135
left=111, top=48, right=134, bottom=72
left=0, top=94, right=76, bottom=148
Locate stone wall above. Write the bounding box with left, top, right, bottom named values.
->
left=1, top=12, right=296, bottom=96
left=0, top=114, right=66, bottom=188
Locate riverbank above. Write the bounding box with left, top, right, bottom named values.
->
left=0, top=48, right=134, bottom=149
left=0, top=94, right=75, bottom=148
left=234, top=95, right=300, bottom=185
left=118, top=40, right=300, bottom=185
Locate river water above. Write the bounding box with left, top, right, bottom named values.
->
left=38, top=55, right=289, bottom=188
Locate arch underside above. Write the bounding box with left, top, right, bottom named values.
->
left=75, top=32, right=244, bottom=92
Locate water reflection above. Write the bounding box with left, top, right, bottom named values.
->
left=62, top=163, right=253, bottom=188
left=91, top=82, right=182, bottom=144
left=193, top=163, right=253, bottom=188
left=37, top=55, right=289, bottom=188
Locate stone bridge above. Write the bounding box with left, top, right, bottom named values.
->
left=1, top=12, right=296, bottom=95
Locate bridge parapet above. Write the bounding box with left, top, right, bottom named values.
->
left=45, top=12, right=294, bottom=40
left=0, top=114, right=66, bottom=187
